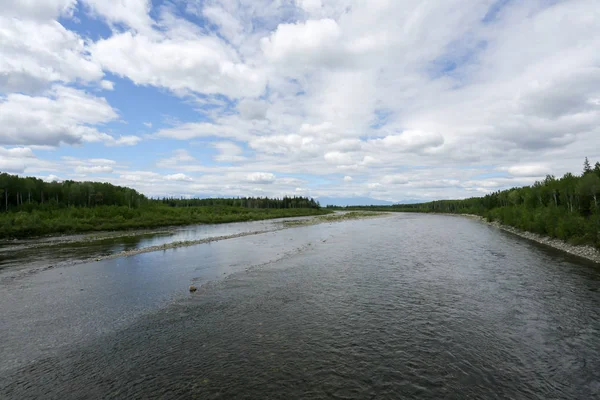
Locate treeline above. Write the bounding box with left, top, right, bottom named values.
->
left=0, top=172, right=321, bottom=212
left=160, top=196, right=320, bottom=209
left=347, top=158, right=600, bottom=247
left=0, top=172, right=326, bottom=238
left=0, top=173, right=147, bottom=211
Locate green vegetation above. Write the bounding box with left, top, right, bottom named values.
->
left=0, top=172, right=327, bottom=239
left=337, top=158, right=600, bottom=247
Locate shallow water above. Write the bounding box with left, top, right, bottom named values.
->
left=0, top=216, right=313, bottom=274
left=1, top=214, right=599, bottom=399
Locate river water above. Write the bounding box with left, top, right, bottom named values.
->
left=1, top=213, right=599, bottom=399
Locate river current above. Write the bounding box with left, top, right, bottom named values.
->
left=1, top=213, right=599, bottom=399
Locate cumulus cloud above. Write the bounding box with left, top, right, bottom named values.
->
left=0, top=16, right=103, bottom=92
left=100, top=80, right=115, bottom=90
left=0, top=86, right=121, bottom=146
left=2, top=0, right=599, bottom=202
left=0, top=147, right=35, bottom=173
left=81, top=0, right=154, bottom=34
left=246, top=172, right=276, bottom=184
left=91, top=32, right=266, bottom=98
left=261, top=18, right=343, bottom=69
left=165, top=173, right=193, bottom=182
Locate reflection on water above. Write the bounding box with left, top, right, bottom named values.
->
left=1, top=214, right=599, bottom=399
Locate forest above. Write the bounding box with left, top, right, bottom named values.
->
left=339, top=158, right=600, bottom=247
left=0, top=172, right=325, bottom=239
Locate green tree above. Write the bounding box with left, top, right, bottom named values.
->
left=578, top=173, right=600, bottom=212
left=583, top=157, right=592, bottom=175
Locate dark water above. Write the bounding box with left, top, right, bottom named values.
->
left=1, top=214, right=599, bottom=399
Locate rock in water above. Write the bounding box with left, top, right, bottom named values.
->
left=189, top=285, right=197, bottom=292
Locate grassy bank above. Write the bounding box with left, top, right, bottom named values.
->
left=0, top=205, right=330, bottom=239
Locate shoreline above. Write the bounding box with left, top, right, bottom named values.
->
left=460, top=214, right=600, bottom=264
left=0, top=211, right=388, bottom=282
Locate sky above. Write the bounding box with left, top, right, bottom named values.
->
left=1, top=0, right=599, bottom=205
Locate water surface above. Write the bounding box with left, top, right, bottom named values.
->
left=1, top=214, right=599, bottom=399
left=0, top=216, right=313, bottom=275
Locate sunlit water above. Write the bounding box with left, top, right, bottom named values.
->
left=1, top=214, right=599, bottom=399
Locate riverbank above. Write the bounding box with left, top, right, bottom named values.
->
left=461, top=214, right=600, bottom=264
left=0, top=205, right=330, bottom=240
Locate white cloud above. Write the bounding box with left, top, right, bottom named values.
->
left=75, top=165, right=114, bottom=174
left=370, top=131, right=445, bottom=153
left=261, top=18, right=343, bottom=69
left=324, top=151, right=354, bottom=165
left=0, top=16, right=103, bottom=92
left=89, top=158, right=117, bottom=165
left=0, top=147, right=35, bottom=173
left=81, top=0, right=154, bottom=34
left=0, top=86, right=120, bottom=146
left=3, top=0, right=600, bottom=202
left=201, top=5, right=245, bottom=45
left=108, top=135, right=142, bottom=146
left=100, top=80, right=115, bottom=90
left=249, top=134, right=319, bottom=156
left=213, top=141, right=246, bottom=162
left=381, top=175, right=409, bottom=185
left=238, top=99, right=268, bottom=120
left=505, top=165, right=551, bottom=178
left=44, top=174, right=61, bottom=182
left=2, top=0, right=76, bottom=20
left=246, top=172, right=276, bottom=184
left=296, top=0, right=322, bottom=13
left=91, top=31, right=266, bottom=98
left=165, top=173, right=193, bottom=182
left=156, top=149, right=197, bottom=168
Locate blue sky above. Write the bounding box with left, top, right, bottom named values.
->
left=1, top=0, right=599, bottom=204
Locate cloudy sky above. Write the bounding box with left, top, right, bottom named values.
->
left=1, top=0, right=599, bottom=204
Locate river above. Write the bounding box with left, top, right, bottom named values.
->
left=1, top=213, right=599, bottom=399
